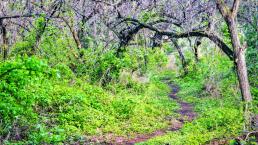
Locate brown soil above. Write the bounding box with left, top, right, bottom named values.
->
left=168, top=84, right=197, bottom=122
left=90, top=83, right=197, bottom=144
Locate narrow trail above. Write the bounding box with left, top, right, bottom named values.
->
left=91, top=83, right=197, bottom=144
left=123, top=84, right=197, bottom=144
left=168, top=84, right=197, bottom=124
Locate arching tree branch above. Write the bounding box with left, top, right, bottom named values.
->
left=121, top=18, right=234, bottom=60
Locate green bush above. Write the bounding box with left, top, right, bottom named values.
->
left=0, top=57, right=48, bottom=140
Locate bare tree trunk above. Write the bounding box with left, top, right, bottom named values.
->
left=193, top=37, right=202, bottom=62
left=216, top=0, right=252, bottom=130
left=0, top=20, right=8, bottom=60
left=227, top=18, right=252, bottom=101
left=61, top=17, right=82, bottom=50
left=32, top=1, right=63, bottom=54
left=171, top=39, right=188, bottom=74
left=77, top=1, right=87, bottom=49
left=227, top=17, right=252, bottom=130
left=152, top=32, right=162, bottom=48
left=78, top=17, right=87, bottom=49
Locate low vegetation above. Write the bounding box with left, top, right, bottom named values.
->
left=0, top=0, right=257, bottom=144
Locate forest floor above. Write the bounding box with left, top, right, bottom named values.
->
left=91, top=82, right=197, bottom=144
left=124, top=83, right=197, bottom=144
left=89, top=67, right=257, bottom=145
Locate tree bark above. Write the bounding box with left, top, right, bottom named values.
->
left=61, top=17, right=82, bottom=50
left=193, top=37, right=202, bottom=62
left=216, top=0, right=252, bottom=130
left=0, top=20, right=8, bottom=60
left=32, top=1, right=62, bottom=54
left=227, top=17, right=252, bottom=130
left=152, top=32, right=162, bottom=48
left=171, top=39, right=188, bottom=74
left=227, top=18, right=252, bottom=100
left=123, top=17, right=234, bottom=60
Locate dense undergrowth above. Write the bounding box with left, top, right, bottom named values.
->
left=141, top=54, right=257, bottom=144
left=0, top=16, right=257, bottom=144
left=1, top=48, right=257, bottom=144
left=1, top=21, right=179, bottom=143
left=0, top=54, right=177, bottom=144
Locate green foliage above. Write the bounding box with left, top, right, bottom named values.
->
left=141, top=108, right=242, bottom=145
left=0, top=57, right=48, bottom=140
left=2, top=21, right=173, bottom=142
left=76, top=46, right=167, bottom=85
left=139, top=10, right=158, bottom=23
left=140, top=54, right=244, bottom=145
left=2, top=11, right=257, bottom=144
left=220, top=23, right=232, bottom=47
left=0, top=55, right=177, bottom=143
left=12, top=19, right=168, bottom=86
left=12, top=16, right=46, bottom=55
left=78, top=48, right=123, bottom=83
left=243, top=18, right=258, bottom=113
left=12, top=17, right=78, bottom=68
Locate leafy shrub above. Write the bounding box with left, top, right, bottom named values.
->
left=0, top=57, right=48, bottom=140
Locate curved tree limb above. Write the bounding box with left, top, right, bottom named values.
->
left=122, top=17, right=234, bottom=60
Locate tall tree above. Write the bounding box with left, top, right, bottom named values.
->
left=215, top=0, right=252, bottom=130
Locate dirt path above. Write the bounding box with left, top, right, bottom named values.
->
left=91, top=83, right=197, bottom=144
left=168, top=84, right=197, bottom=123
left=124, top=84, right=197, bottom=144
